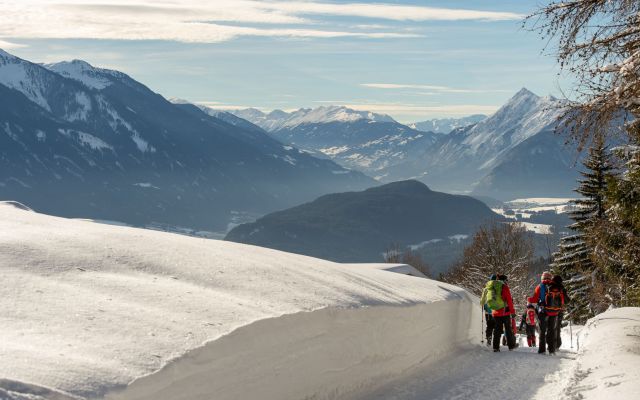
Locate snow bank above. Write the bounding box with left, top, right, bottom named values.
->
left=343, top=263, right=428, bottom=278
left=0, top=204, right=479, bottom=400
left=557, top=307, right=640, bottom=399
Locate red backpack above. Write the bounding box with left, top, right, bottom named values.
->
left=544, top=284, right=564, bottom=312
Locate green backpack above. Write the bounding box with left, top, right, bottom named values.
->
left=484, top=280, right=505, bottom=311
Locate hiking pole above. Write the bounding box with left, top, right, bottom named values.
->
left=481, top=307, right=484, bottom=344
left=570, top=320, right=573, bottom=349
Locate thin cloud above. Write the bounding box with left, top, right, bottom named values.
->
left=269, top=2, right=523, bottom=22
left=0, top=1, right=522, bottom=44
left=0, top=39, right=26, bottom=49
left=361, top=83, right=512, bottom=94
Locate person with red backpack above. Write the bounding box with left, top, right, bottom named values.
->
left=528, top=271, right=565, bottom=354
left=552, top=275, right=570, bottom=349
left=519, top=304, right=537, bottom=347
left=481, top=274, right=516, bottom=352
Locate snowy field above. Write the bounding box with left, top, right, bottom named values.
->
left=0, top=202, right=478, bottom=400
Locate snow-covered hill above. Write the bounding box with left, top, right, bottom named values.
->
left=0, top=202, right=478, bottom=400
left=2, top=203, right=639, bottom=400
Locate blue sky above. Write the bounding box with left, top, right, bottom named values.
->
left=0, top=1, right=562, bottom=122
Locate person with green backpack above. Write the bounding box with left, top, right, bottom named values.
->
left=481, top=274, right=497, bottom=346
left=480, top=274, right=516, bottom=352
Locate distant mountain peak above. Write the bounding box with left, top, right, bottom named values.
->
left=266, top=109, right=289, bottom=118
left=233, top=105, right=396, bottom=131
left=44, top=59, right=124, bottom=90
left=513, top=87, right=537, bottom=98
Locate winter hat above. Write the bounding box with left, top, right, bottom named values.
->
left=552, top=275, right=563, bottom=284
left=498, top=274, right=508, bottom=282
left=526, top=303, right=535, bottom=309
left=541, top=271, right=552, bottom=281
left=489, top=273, right=497, bottom=280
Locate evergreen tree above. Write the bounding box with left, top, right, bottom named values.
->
left=592, top=125, right=640, bottom=306
left=550, top=136, right=613, bottom=323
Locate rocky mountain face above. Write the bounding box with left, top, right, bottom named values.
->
left=0, top=50, right=373, bottom=233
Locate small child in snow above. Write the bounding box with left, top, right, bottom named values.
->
left=519, top=304, right=537, bottom=347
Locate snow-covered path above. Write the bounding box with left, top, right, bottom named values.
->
left=358, top=310, right=640, bottom=400
left=358, top=342, right=576, bottom=400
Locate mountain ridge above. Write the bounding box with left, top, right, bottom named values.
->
left=0, top=49, right=373, bottom=232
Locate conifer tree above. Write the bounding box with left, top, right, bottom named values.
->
left=550, top=136, right=613, bottom=323
left=592, top=127, right=640, bottom=306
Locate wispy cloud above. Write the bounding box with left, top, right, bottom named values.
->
left=361, top=83, right=512, bottom=94
left=0, top=1, right=522, bottom=44
left=0, top=39, right=26, bottom=49
left=268, top=2, right=523, bottom=22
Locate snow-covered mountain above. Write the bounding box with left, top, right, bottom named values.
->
left=230, top=105, right=438, bottom=180
left=229, top=90, right=583, bottom=199
left=377, top=88, right=585, bottom=199
left=0, top=50, right=373, bottom=232
left=409, top=114, right=486, bottom=134
left=233, top=105, right=396, bottom=132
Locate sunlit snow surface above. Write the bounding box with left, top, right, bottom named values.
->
left=0, top=202, right=473, bottom=399
left=360, top=308, right=640, bottom=400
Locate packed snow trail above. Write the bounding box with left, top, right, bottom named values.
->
left=356, top=341, right=576, bottom=400
left=357, top=309, right=640, bottom=400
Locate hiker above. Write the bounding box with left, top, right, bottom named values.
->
left=482, top=275, right=497, bottom=346
left=481, top=273, right=516, bottom=352
left=528, top=271, right=565, bottom=354
left=519, top=304, right=537, bottom=347
left=552, top=275, right=570, bottom=348
left=497, top=274, right=517, bottom=347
